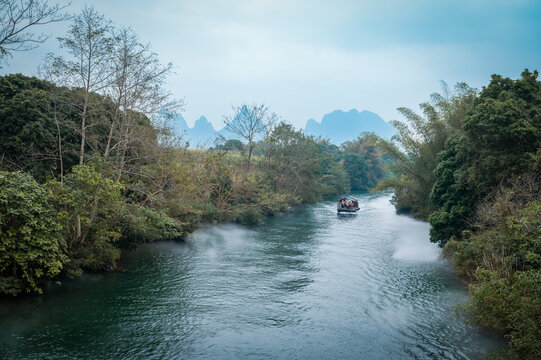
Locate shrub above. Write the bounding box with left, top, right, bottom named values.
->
left=0, top=171, right=66, bottom=295
left=47, top=165, right=124, bottom=274
left=468, top=269, right=541, bottom=359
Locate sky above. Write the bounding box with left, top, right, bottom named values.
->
left=3, top=0, right=541, bottom=129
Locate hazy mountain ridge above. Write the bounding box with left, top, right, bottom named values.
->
left=172, top=109, right=394, bottom=147
left=304, top=109, right=396, bottom=145
left=171, top=114, right=217, bottom=147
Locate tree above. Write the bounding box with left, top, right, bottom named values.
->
left=343, top=152, right=370, bottom=191
left=428, top=135, right=475, bottom=245
left=49, top=6, right=114, bottom=165
left=0, top=73, right=79, bottom=181
left=105, top=26, right=181, bottom=180
left=341, top=133, right=385, bottom=190
left=214, top=139, right=244, bottom=151
left=47, top=165, right=124, bottom=273
left=462, top=70, right=540, bottom=196
left=263, top=122, right=322, bottom=202
left=0, top=0, right=69, bottom=64
left=0, top=171, right=66, bottom=295
left=223, top=103, right=277, bottom=172
left=377, top=82, right=477, bottom=217
left=430, top=70, right=541, bottom=244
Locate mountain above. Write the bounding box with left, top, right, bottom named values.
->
left=190, top=116, right=216, bottom=147
left=304, top=109, right=395, bottom=145
left=171, top=113, right=189, bottom=132
left=170, top=114, right=218, bottom=148
left=170, top=109, right=395, bottom=148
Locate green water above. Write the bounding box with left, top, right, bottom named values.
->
left=0, top=194, right=503, bottom=359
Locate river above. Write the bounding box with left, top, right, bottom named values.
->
left=0, top=193, right=504, bottom=359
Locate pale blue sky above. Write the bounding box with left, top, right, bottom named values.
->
left=3, top=0, right=541, bottom=128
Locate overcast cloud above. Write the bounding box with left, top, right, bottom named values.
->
left=3, top=0, right=540, bottom=129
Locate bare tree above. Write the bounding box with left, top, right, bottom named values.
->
left=0, top=0, right=69, bottom=63
left=223, top=103, right=277, bottom=172
left=105, top=26, right=183, bottom=180
left=49, top=6, right=114, bottom=165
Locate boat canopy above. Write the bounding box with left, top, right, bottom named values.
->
left=337, top=196, right=358, bottom=202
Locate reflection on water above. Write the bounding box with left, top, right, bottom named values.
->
left=0, top=194, right=504, bottom=359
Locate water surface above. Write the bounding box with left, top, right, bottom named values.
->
left=0, top=194, right=503, bottom=359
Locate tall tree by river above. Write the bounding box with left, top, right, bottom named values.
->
left=381, top=70, right=541, bottom=359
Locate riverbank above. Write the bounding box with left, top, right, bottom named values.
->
left=0, top=193, right=505, bottom=359
left=377, top=71, right=541, bottom=359
left=1, top=73, right=396, bottom=297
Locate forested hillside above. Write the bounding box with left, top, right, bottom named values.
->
left=378, top=71, right=541, bottom=359
left=0, top=6, right=391, bottom=297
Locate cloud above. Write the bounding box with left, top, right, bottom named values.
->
left=2, top=0, right=539, bottom=129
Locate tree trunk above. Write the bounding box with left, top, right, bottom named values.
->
left=105, top=93, right=122, bottom=157
left=246, top=142, right=253, bottom=173
left=79, top=97, right=88, bottom=165
left=53, top=105, right=63, bottom=183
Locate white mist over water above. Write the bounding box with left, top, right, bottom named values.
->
left=189, top=224, right=254, bottom=248
left=390, top=214, right=441, bottom=262
left=363, top=194, right=441, bottom=262
left=392, top=230, right=441, bottom=262
left=188, top=224, right=260, bottom=262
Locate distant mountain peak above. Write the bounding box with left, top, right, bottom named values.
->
left=304, top=109, right=395, bottom=145
left=170, top=114, right=217, bottom=147
left=170, top=109, right=396, bottom=148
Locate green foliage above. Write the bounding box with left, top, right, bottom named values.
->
left=444, top=186, right=541, bottom=277
left=463, top=70, right=540, bottom=198
left=506, top=202, right=541, bottom=271
left=47, top=165, right=124, bottom=274
left=430, top=70, right=541, bottom=244
left=0, top=74, right=79, bottom=181
left=343, top=153, right=369, bottom=190
left=0, top=171, right=66, bottom=295
left=378, top=82, right=477, bottom=218
left=121, top=204, right=182, bottom=246
left=214, top=139, right=245, bottom=151
left=263, top=123, right=323, bottom=203
left=341, top=133, right=385, bottom=191
left=446, top=199, right=541, bottom=358
left=468, top=269, right=541, bottom=359
left=429, top=135, right=475, bottom=245
left=317, top=152, right=350, bottom=196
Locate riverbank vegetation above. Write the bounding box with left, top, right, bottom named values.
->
left=0, top=6, right=387, bottom=296
left=380, top=70, right=540, bottom=359
left=2, top=2, right=539, bottom=358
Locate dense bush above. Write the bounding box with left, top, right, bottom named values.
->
left=47, top=165, right=125, bottom=274
left=121, top=204, right=183, bottom=245
left=0, top=171, right=66, bottom=295
left=468, top=269, right=541, bottom=359
left=445, top=199, right=541, bottom=358
left=430, top=70, right=540, bottom=244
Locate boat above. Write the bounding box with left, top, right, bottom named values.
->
left=337, top=196, right=360, bottom=213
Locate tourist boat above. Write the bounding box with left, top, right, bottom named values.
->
left=337, top=196, right=360, bottom=213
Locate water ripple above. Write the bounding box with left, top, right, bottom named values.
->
left=0, top=193, right=504, bottom=360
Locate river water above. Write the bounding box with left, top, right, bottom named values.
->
left=0, top=194, right=503, bottom=359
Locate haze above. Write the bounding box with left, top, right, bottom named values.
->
left=3, top=0, right=540, bottom=129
